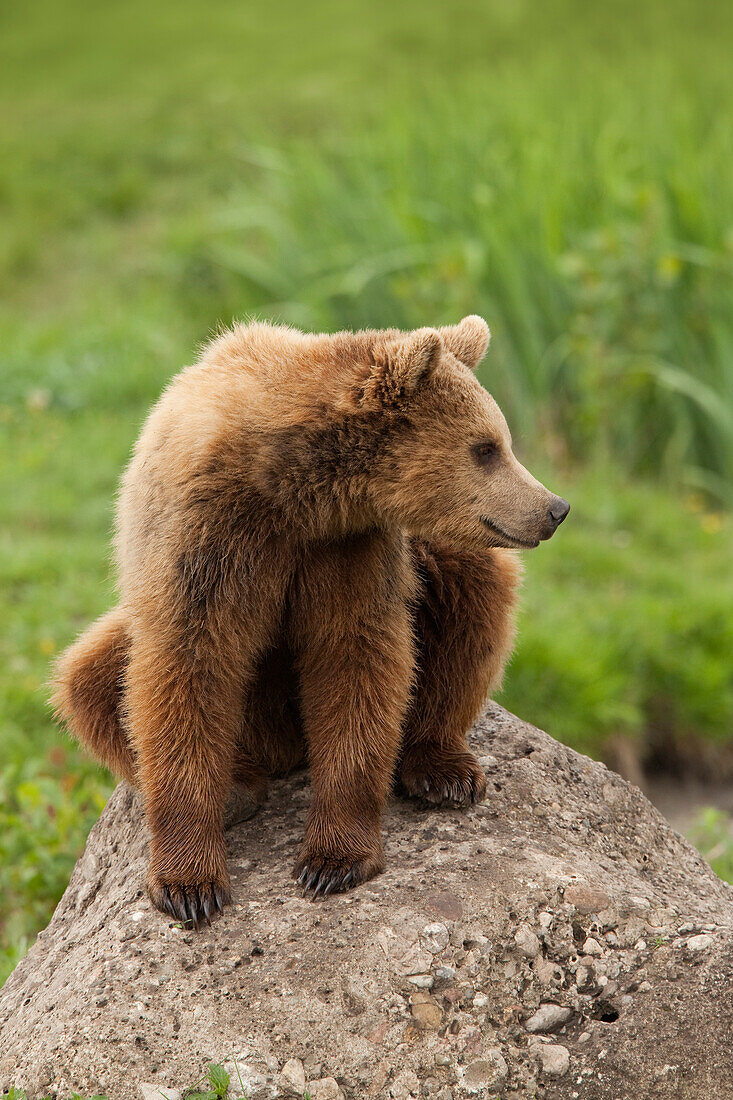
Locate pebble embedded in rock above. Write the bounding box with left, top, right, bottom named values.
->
left=525, top=1003, right=573, bottom=1033
left=139, top=1085, right=181, bottom=1100
left=514, top=925, right=541, bottom=958
left=564, top=885, right=611, bottom=915
left=307, top=1078, right=343, bottom=1100
left=582, top=937, right=603, bottom=957
left=461, top=1050, right=508, bottom=1092
left=224, top=1061, right=273, bottom=1099
left=406, top=973, right=434, bottom=989
left=421, top=923, right=450, bottom=954
left=410, top=995, right=443, bottom=1030
left=389, top=1069, right=420, bottom=1098
left=535, top=958, right=564, bottom=988
left=537, top=1043, right=570, bottom=1077
left=278, top=1057, right=306, bottom=1096
left=426, top=891, right=463, bottom=922
left=575, top=965, right=593, bottom=991
left=685, top=933, right=715, bottom=956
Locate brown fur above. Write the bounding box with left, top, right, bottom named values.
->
left=51, top=316, right=568, bottom=925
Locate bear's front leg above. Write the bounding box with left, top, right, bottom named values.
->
left=399, top=541, right=520, bottom=806
left=125, top=543, right=290, bottom=927
left=291, top=532, right=415, bottom=898
left=126, top=629, right=238, bottom=928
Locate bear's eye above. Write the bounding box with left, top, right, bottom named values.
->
left=473, top=441, right=498, bottom=467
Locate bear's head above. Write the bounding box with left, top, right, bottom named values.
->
left=360, top=316, right=569, bottom=549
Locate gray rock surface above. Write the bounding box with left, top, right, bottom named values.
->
left=1, top=703, right=733, bottom=1100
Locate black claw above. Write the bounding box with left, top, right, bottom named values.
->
left=214, top=883, right=227, bottom=913
left=298, top=860, right=364, bottom=899
left=202, top=889, right=214, bottom=923
left=170, top=893, right=182, bottom=920
left=182, top=890, right=196, bottom=930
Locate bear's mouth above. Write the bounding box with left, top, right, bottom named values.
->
left=480, top=516, right=540, bottom=549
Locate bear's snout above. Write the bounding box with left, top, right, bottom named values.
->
left=543, top=496, right=570, bottom=538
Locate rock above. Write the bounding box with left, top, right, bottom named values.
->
left=536, top=1043, right=570, bottom=1077
left=514, top=925, right=541, bottom=958
left=525, top=1003, right=573, bottom=1033
left=461, top=1050, right=508, bottom=1092
left=582, top=936, right=603, bottom=956
left=279, top=1057, right=306, bottom=1096
left=1, top=702, right=733, bottom=1100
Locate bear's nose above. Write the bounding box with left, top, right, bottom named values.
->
left=547, top=498, right=570, bottom=529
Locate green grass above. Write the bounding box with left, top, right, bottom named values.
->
left=1, top=0, right=732, bottom=983
left=689, top=808, right=733, bottom=884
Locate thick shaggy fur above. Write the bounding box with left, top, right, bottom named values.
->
left=52, top=316, right=567, bottom=927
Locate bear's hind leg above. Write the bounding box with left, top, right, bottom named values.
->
left=50, top=608, right=137, bottom=783
left=399, top=541, right=520, bottom=806
left=227, top=637, right=306, bottom=827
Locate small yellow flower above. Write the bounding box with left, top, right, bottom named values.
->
left=657, top=254, right=682, bottom=284
left=701, top=513, right=723, bottom=534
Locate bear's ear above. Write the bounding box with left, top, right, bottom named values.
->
left=439, top=315, right=490, bottom=370
left=360, top=328, right=442, bottom=409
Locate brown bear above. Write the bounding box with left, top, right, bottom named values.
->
left=52, top=316, right=569, bottom=928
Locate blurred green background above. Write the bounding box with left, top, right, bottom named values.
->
left=2, top=0, right=732, bottom=982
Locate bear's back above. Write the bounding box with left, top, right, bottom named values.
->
left=115, top=323, right=388, bottom=580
